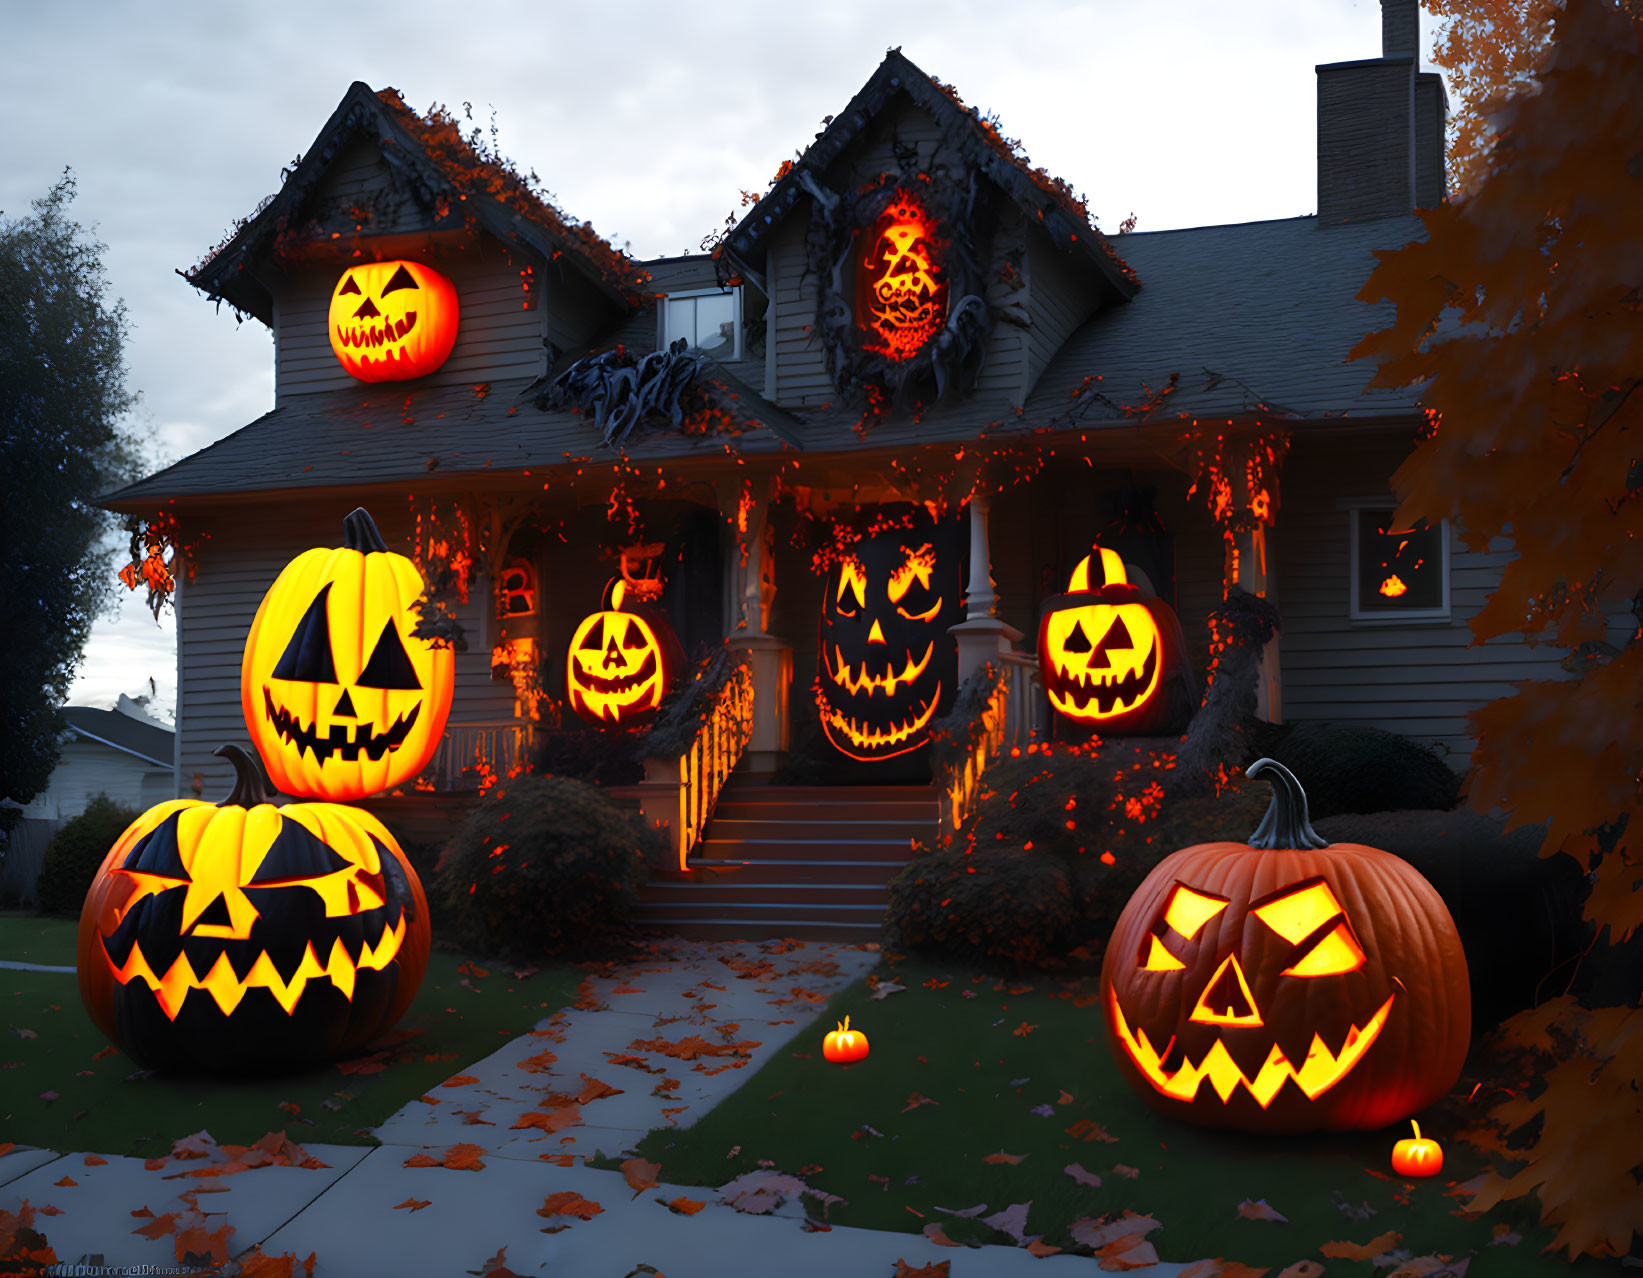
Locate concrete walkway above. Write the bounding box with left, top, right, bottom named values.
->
left=2, top=938, right=1195, bottom=1276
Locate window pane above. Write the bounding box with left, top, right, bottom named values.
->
left=665, top=297, right=696, bottom=348
left=1356, top=510, right=1442, bottom=611
left=694, top=293, right=735, bottom=357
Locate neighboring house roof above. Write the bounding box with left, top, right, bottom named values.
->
left=725, top=49, right=1138, bottom=305
left=60, top=707, right=174, bottom=768
left=183, top=82, right=646, bottom=326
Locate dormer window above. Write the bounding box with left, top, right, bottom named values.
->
left=662, top=288, right=740, bottom=360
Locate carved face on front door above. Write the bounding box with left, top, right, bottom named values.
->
left=814, top=507, right=963, bottom=761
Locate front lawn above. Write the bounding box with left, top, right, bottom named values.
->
left=613, top=954, right=1624, bottom=1274
left=0, top=916, right=582, bottom=1157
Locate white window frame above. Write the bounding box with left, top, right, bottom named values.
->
left=658, top=286, right=742, bottom=361
left=1341, top=498, right=1451, bottom=624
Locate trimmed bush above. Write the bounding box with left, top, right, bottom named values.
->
left=885, top=847, right=1079, bottom=969
left=434, top=775, right=649, bottom=958
left=36, top=794, right=140, bottom=917
left=1265, top=721, right=1462, bottom=818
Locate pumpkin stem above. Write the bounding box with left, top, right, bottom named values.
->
left=1245, top=758, right=1328, bottom=850
left=343, top=507, right=389, bottom=553
left=215, top=744, right=279, bottom=808
left=1410, top=1119, right=1422, bottom=1140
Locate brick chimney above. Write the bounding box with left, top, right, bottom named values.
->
left=1317, top=0, right=1448, bottom=221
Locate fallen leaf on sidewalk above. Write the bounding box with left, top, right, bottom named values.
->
left=174, top=1217, right=234, bottom=1266
left=0, top=1143, right=12, bottom=1158
left=628, top=1033, right=760, bottom=1061
left=404, top=1143, right=487, bottom=1171
left=517, top=1049, right=557, bottom=1073
left=537, top=1191, right=603, bottom=1222
left=471, top=1245, right=520, bottom=1278
left=982, top=1150, right=1026, bottom=1165
left=1320, top=1230, right=1403, bottom=1260
left=394, top=1198, right=432, bottom=1213
left=53, top=1177, right=75, bottom=1188
left=577, top=1074, right=623, bottom=1103
left=134, top=1212, right=180, bottom=1239
left=442, top=1075, right=480, bottom=1088
left=233, top=1247, right=317, bottom=1277
left=667, top=1196, right=706, bottom=1215
left=453, top=1110, right=494, bottom=1126
left=1238, top=1199, right=1289, bottom=1222
left=896, top=1261, right=951, bottom=1277
left=622, top=1158, right=661, bottom=1195
left=82, top=1155, right=105, bottom=1166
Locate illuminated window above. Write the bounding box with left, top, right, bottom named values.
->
left=1347, top=505, right=1449, bottom=621
left=661, top=288, right=739, bottom=359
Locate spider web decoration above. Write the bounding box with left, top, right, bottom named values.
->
left=800, top=168, right=994, bottom=412
left=533, top=339, right=711, bottom=448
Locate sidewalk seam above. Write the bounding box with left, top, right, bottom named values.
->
left=231, top=1144, right=383, bottom=1262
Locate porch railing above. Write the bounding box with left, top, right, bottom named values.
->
left=421, top=722, right=537, bottom=792
left=938, top=663, right=1011, bottom=841
left=1000, top=651, right=1049, bottom=748
left=640, top=657, right=756, bottom=871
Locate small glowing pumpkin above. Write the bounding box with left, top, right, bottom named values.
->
left=76, top=744, right=430, bottom=1075
left=241, top=508, right=454, bottom=801
left=565, top=579, right=682, bottom=726
left=328, top=259, right=459, bottom=382
left=1037, top=546, right=1195, bottom=735
left=822, top=1015, right=870, bottom=1063
left=1101, top=759, right=1470, bottom=1133
left=1391, top=1119, right=1444, bottom=1177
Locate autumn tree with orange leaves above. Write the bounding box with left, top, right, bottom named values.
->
left=1352, top=0, right=1642, bottom=1260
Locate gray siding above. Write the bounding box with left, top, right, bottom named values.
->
left=1025, top=223, right=1104, bottom=392
left=176, top=501, right=517, bottom=800
left=977, top=201, right=1029, bottom=405
left=768, top=212, right=830, bottom=408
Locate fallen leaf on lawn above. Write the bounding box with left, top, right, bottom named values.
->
left=1275, top=1266, right=1324, bottom=1278
left=1065, top=1119, right=1119, bottom=1143
left=1057, top=1089, right=1074, bottom=1105
left=720, top=1169, right=846, bottom=1217
left=14, top=1028, right=36, bottom=1039
left=0, top=1143, right=12, bottom=1158
left=1385, top=1258, right=1467, bottom=1277
left=1030, top=1104, right=1057, bottom=1117
left=1179, top=1263, right=1271, bottom=1278
left=1070, top=1211, right=1161, bottom=1251
left=982, top=1201, right=1034, bottom=1244
left=170, top=1131, right=219, bottom=1160
left=134, top=1212, right=180, bottom=1239
left=621, top=1158, right=661, bottom=1195
left=1011, top=1022, right=1038, bottom=1036
left=1330, top=1189, right=1377, bottom=1219
left=1112, top=1164, right=1140, bottom=1179
left=577, top=1074, right=623, bottom=1103
left=174, top=1219, right=235, bottom=1266
left=1097, top=1236, right=1160, bottom=1270
left=441, top=1074, right=480, bottom=1088
left=869, top=981, right=905, bottom=1000
left=922, top=1223, right=964, bottom=1248
left=667, top=1196, right=706, bottom=1215
left=39, top=1091, right=59, bottom=1102
left=82, top=1155, right=106, bottom=1166
left=537, top=1191, right=603, bottom=1221
left=512, top=1106, right=581, bottom=1134
left=983, top=1150, right=1026, bottom=1165
left=336, top=1052, right=390, bottom=1076
left=394, top=1198, right=432, bottom=1213
left=1489, top=1224, right=1522, bottom=1246
left=1320, top=1230, right=1403, bottom=1260
left=1064, top=1162, right=1102, bottom=1187
left=902, top=1092, right=939, bottom=1113
left=1028, top=1239, right=1062, bottom=1256
left=1237, top=1198, right=1288, bottom=1222
left=896, top=1261, right=951, bottom=1276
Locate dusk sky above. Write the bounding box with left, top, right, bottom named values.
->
left=2, top=0, right=1443, bottom=725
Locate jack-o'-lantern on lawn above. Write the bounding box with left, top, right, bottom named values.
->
left=815, top=505, right=964, bottom=761
left=328, top=259, right=459, bottom=382
left=565, top=578, right=683, bottom=726
left=855, top=191, right=948, bottom=361
left=1101, top=759, right=1471, bottom=1132
left=241, top=508, right=454, bottom=801
left=77, top=745, right=430, bottom=1075
left=1038, top=546, right=1195, bottom=736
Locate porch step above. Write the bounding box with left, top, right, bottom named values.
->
left=633, top=782, right=938, bottom=941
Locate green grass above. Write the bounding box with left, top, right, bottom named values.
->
left=1, top=916, right=582, bottom=1157
left=607, top=956, right=1623, bottom=1275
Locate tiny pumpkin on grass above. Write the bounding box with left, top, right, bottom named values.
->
left=822, top=1015, right=869, bottom=1064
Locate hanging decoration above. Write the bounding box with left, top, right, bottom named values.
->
left=76, top=744, right=431, bottom=1075
left=533, top=339, right=712, bottom=448
left=117, top=511, right=197, bottom=620
left=327, top=259, right=460, bottom=383
left=813, top=503, right=965, bottom=761
left=1100, top=759, right=1471, bottom=1133
left=241, top=508, right=455, bottom=801
left=1037, top=547, right=1196, bottom=736
left=565, top=576, right=683, bottom=726
left=1177, top=428, right=1290, bottom=593
left=856, top=190, right=949, bottom=360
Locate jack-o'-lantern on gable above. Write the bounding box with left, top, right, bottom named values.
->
left=1038, top=546, right=1195, bottom=736
left=77, top=745, right=430, bottom=1075
left=1101, top=759, right=1470, bottom=1133
left=855, top=191, right=948, bottom=361
left=815, top=504, right=965, bottom=761
left=241, top=508, right=455, bottom=801
left=565, top=575, right=683, bottom=726
left=328, top=259, right=459, bottom=382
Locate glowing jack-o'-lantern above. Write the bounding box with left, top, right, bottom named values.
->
left=815, top=506, right=963, bottom=761
left=822, top=1015, right=869, bottom=1063
left=327, top=259, right=459, bottom=382
left=1037, top=547, right=1195, bottom=736
left=76, top=744, right=430, bottom=1075
left=1100, top=759, right=1470, bottom=1132
left=855, top=192, right=948, bottom=361
left=241, top=508, right=455, bottom=801
left=565, top=579, right=682, bottom=726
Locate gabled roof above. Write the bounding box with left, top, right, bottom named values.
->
left=183, top=82, right=647, bottom=326
left=726, top=49, right=1138, bottom=303
left=61, top=707, right=173, bottom=768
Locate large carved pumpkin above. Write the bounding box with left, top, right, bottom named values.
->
left=1038, top=546, right=1195, bottom=735
left=565, top=578, right=683, bottom=726
left=1101, top=759, right=1470, bottom=1132
left=242, top=508, right=454, bottom=801
left=815, top=505, right=964, bottom=761
left=328, top=259, right=459, bottom=382
left=77, top=745, right=430, bottom=1075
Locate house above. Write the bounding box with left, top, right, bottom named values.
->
left=0, top=695, right=175, bottom=906
left=98, top=2, right=1566, bottom=861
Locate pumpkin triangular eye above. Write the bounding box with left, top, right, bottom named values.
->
left=272, top=584, right=338, bottom=684
left=248, top=818, right=354, bottom=883
left=579, top=619, right=605, bottom=650
left=1097, top=615, right=1134, bottom=651
left=121, top=814, right=190, bottom=878
left=338, top=276, right=362, bottom=295
left=623, top=620, right=649, bottom=649
left=382, top=264, right=419, bottom=294
left=357, top=620, right=421, bottom=689
left=1063, top=621, right=1092, bottom=653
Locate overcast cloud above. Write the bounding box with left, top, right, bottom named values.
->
left=1, top=0, right=1443, bottom=724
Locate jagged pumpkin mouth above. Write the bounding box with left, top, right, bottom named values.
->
left=262, top=687, right=420, bottom=764
left=100, top=910, right=408, bottom=1020
left=1107, top=989, right=1395, bottom=1107
left=571, top=651, right=658, bottom=698
left=1044, top=642, right=1158, bottom=717
left=817, top=688, right=941, bottom=755
left=823, top=642, right=933, bottom=697
left=335, top=312, right=419, bottom=351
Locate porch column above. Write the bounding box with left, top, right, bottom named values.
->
left=721, top=476, right=790, bottom=772
left=949, top=493, right=1022, bottom=684
left=1233, top=524, right=1282, bottom=722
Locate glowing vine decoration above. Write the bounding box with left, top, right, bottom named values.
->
left=118, top=511, right=196, bottom=619
left=856, top=193, right=949, bottom=361
left=1178, top=428, right=1290, bottom=592
left=407, top=496, right=479, bottom=650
